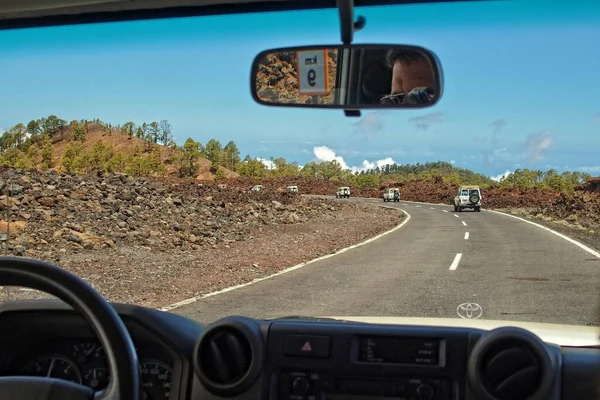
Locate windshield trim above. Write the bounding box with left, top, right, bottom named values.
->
left=0, top=0, right=480, bottom=31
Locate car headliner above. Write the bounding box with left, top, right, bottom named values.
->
left=0, top=0, right=486, bottom=30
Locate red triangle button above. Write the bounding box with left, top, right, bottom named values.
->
left=301, top=341, right=312, bottom=352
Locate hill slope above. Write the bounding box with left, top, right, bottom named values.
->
left=3, top=119, right=239, bottom=181
left=54, top=123, right=239, bottom=180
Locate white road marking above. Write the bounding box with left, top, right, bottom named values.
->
left=449, top=253, right=463, bottom=271
left=464, top=232, right=469, bottom=240
left=443, top=210, right=448, bottom=213
left=326, top=195, right=600, bottom=262
left=161, top=208, right=413, bottom=311
left=462, top=221, right=467, bottom=226
left=416, top=205, right=422, bottom=208
left=485, top=209, right=600, bottom=259
left=429, top=207, right=435, bottom=209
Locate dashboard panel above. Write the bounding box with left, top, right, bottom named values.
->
left=190, top=317, right=600, bottom=400
left=0, top=301, right=598, bottom=400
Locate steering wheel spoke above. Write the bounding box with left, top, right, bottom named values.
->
left=0, top=376, right=94, bottom=400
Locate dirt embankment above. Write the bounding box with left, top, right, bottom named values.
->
left=0, top=169, right=403, bottom=308
left=224, top=175, right=600, bottom=240
left=223, top=176, right=562, bottom=208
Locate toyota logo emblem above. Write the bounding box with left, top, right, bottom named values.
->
left=457, top=303, right=483, bottom=319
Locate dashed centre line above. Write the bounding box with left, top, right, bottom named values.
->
left=449, top=253, right=463, bottom=271
left=454, top=214, right=459, bottom=218
left=462, top=221, right=467, bottom=226
left=416, top=205, right=422, bottom=208
left=429, top=207, right=435, bottom=209
left=464, top=232, right=469, bottom=240
left=443, top=210, right=448, bottom=213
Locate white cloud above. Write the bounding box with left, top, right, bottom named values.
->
left=313, top=146, right=349, bottom=169
left=524, top=130, right=554, bottom=163
left=450, top=160, right=456, bottom=165
left=353, top=111, right=385, bottom=135
left=257, top=157, right=275, bottom=169
left=491, top=170, right=513, bottom=182
left=578, top=166, right=600, bottom=173
left=313, top=146, right=396, bottom=173
left=357, top=157, right=396, bottom=172
left=408, top=111, right=444, bottom=130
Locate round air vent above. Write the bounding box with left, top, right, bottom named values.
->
left=467, top=327, right=554, bottom=400
left=193, top=317, right=263, bottom=396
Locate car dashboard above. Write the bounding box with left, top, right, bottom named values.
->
left=0, top=300, right=598, bottom=400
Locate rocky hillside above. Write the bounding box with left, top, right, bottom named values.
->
left=0, top=168, right=371, bottom=263
left=255, top=49, right=338, bottom=104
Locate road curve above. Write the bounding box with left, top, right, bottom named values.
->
left=173, top=197, right=600, bottom=326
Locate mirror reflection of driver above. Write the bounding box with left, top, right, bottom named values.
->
left=381, top=49, right=436, bottom=105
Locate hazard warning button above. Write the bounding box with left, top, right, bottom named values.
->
left=284, top=335, right=330, bottom=358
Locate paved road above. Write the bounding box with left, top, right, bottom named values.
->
left=173, top=197, right=600, bottom=326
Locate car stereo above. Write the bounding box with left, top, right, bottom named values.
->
left=355, top=336, right=442, bottom=366
left=277, top=371, right=453, bottom=400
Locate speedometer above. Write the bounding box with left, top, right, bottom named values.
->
left=23, top=355, right=82, bottom=384
left=140, top=360, right=172, bottom=400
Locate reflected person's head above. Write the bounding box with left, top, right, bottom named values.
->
left=385, top=49, right=435, bottom=95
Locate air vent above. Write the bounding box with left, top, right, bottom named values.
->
left=193, top=317, right=263, bottom=396
left=468, top=327, right=554, bottom=400
left=480, top=339, right=541, bottom=399
left=200, top=328, right=252, bottom=384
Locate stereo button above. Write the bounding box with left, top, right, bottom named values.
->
left=416, top=384, right=435, bottom=400
left=285, top=335, right=330, bottom=357
left=292, top=377, right=311, bottom=395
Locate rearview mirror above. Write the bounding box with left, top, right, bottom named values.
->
left=250, top=44, right=443, bottom=110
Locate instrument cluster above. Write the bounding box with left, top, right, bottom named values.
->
left=9, top=338, right=173, bottom=400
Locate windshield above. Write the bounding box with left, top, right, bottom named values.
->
left=0, top=0, right=599, bottom=329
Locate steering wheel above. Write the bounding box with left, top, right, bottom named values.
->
left=0, top=257, right=140, bottom=400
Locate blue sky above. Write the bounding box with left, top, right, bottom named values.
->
left=0, top=0, right=599, bottom=179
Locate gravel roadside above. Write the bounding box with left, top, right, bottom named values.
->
left=494, top=207, right=600, bottom=252
left=1, top=203, right=404, bottom=308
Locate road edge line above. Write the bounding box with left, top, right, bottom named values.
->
left=484, top=209, right=600, bottom=259
left=160, top=206, right=412, bottom=312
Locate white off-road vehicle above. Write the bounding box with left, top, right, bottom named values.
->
left=383, top=188, right=400, bottom=202
left=336, top=186, right=350, bottom=198
left=454, top=185, right=482, bottom=212
left=250, top=184, right=263, bottom=192
left=286, top=185, right=298, bottom=193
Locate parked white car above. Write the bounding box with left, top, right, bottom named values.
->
left=383, top=188, right=400, bottom=202
left=336, top=186, right=350, bottom=198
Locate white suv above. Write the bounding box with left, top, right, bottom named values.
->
left=336, top=187, right=350, bottom=198
left=383, top=188, right=400, bottom=202
left=454, top=185, right=482, bottom=212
